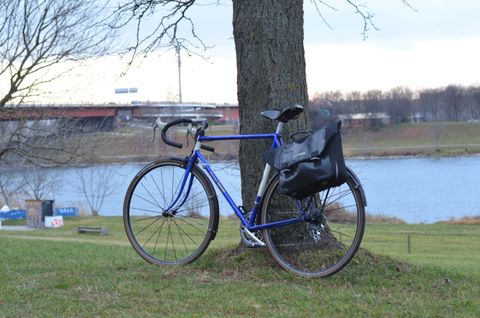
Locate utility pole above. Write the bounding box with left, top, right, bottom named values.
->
left=176, top=45, right=183, bottom=103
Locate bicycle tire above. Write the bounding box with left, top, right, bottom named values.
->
left=124, top=158, right=219, bottom=265
left=260, top=170, right=365, bottom=277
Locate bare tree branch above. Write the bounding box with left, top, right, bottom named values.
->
left=0, top=111, right=88, bottom=166
left=0, top=0, right=116, bottom=108
left=0, top=0, right=117, bottom=164
left=312, top=0, right=414, bottom=40
left=21, top=167, right=62, bottom=200
left=401, top=0, right=418, bottom=12
left=110, top=0, right=215, bottom=61
left=344, top=0, right=378, bottom=40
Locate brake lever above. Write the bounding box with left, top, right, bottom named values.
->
left=152, top=117, right=167, bottom=142
left=185, top=123, right=198, bottom=148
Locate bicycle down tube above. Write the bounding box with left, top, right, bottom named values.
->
left=191, top=122, right=304, bottom=232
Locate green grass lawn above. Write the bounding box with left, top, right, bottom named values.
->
left=1, top=217, right=479, bottom=317
left=343, top=122, right=480, bottom=157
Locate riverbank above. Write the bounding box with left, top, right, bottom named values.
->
left=82, top=121, right=480, bottom=164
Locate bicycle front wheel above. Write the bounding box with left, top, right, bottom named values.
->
left=261, top=171, right=365, bottom=277
left=124, top=158, right=219, bottom=265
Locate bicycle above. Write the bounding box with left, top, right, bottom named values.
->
left=123, top=105, right=366, bottom=277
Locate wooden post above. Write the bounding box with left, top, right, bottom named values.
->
left=407, top=233, right=411, bottom=254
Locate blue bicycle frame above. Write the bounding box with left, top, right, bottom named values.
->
left=169, top=122, right=305, bottom=232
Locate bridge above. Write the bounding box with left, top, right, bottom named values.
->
left=0, top=102, right=239, bottom=130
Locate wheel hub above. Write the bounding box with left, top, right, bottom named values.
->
left=304, top=208, right=326, bottom=225
left=162, top=210, right=175, bottom=217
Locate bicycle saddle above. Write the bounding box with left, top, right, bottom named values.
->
left=261, top=105, right=304, bottom=123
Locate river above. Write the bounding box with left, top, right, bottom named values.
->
left=2, top=156, right=480, bottom=223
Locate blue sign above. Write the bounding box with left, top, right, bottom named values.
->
left=0, top=210, right=27, bottom=220
left=55, top=207, right=78, bottom=217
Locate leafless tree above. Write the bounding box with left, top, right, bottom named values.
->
left=388, top=86, right=413, bottom=123
left=0, top=0, right=115, bottom=107
left=0, top=171, right=24, bottom=207
left=443, top=85, right=465, bottom=122
left=344, top=91, right=364, bottom=114
left=73, top=166, right=120, bottom=216
left=466, top=87, right=480, bottom=120
left=21, top=167, right=62, bottom=200
left=362, top=90, right=384, bottom=128
left=418, top=88, right=443, bottom=121
left=0, top=0, right=116, bottom=165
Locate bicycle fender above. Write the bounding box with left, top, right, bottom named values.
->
left=346, top=166, right=367, bottom=207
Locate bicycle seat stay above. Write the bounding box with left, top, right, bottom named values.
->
left=261, top=104, right=304, bottom=123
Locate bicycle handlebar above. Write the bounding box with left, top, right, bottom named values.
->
left=161, top=118, right=192, bottom=148
left=158, top=118, right=215, bottom=152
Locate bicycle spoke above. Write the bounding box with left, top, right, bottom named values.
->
left=130, top=214, right=162, bottom=223
left=329, top=228, right=355, bottom=239
left=167, top=219, right=177, bottom=261
left=324, top=188, right=352, bottom=206
left=151, top=173, right=167, bottom=208
left=133, top=193, right=163, bottom=210
left=173, top=218, right=190, bottom=254
left=131, top=206, right=162, bottom=215
left=164, top=219, right=170, bottom=261
left=134, top=215, right=162, bottom=237
left=140, top=182, right=163, bottom=209
left=176, top=216, right=206, bottom=233
left=174, top=219, right=200, bottom=245
left=175, top=201, right=210, bottom=215
left=152, top=218, right=164, bottom=257
left=142, top=218, right=166, bottom=249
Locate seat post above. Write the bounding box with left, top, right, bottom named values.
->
left=275, top=122, right=284, bottom=135
left=254, top=121, right=284, bottom=205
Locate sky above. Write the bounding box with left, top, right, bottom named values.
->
left=38, top=0, right=480, bottom=104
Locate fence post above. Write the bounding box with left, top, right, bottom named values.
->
left=407, top=233, right=411, bottom=254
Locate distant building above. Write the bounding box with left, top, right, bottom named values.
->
left=338, top=112, right=391, bottom=128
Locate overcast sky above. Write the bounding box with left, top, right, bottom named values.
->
left=44, top=0, right=480, bottom=104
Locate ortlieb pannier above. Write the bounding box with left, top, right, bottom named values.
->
left=262, top=120, right=348, bottom=200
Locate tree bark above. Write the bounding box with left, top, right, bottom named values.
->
left=232, top=0, right=310, bottom=209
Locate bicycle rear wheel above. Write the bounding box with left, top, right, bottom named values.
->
left=261, top=171, right=365, bottom=277
left=124, top=158, right=219, bottom=265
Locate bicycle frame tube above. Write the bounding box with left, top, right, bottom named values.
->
left=194, top=123, right=305, bottom=231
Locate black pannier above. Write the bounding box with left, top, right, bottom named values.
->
left=262, top=120, right=348, bottom=200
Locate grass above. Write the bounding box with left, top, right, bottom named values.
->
left=1, top=216, right=480, bottom=317
left=342, top=122, right=480, bottom=157
left=363, top=223, right=480, bottom=277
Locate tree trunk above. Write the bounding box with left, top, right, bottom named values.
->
left=232, top=0, right=309, bottom=209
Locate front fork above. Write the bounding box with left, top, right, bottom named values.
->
left=163, top=156, right=197, bottom=215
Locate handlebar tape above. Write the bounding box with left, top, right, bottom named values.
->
left=161, top=118, right=215, bottom=152
left=201, top=144, right=215, bottom=152
left=161, top=118, right=192, bottom=148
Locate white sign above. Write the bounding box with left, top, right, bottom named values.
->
left=44, top=216, right=64, bottom=228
